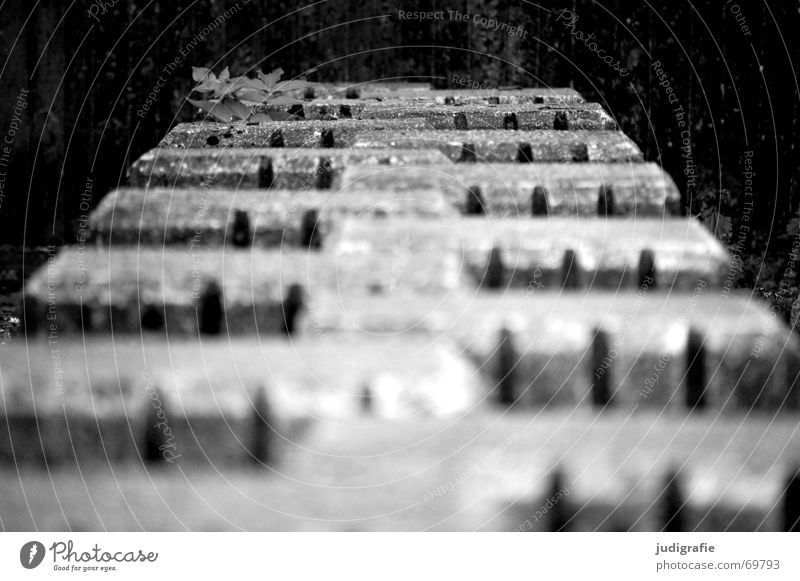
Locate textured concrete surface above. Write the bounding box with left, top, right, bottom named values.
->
left=24, top=217, right=733, bottom=333
left=23, top=248, right=328, bottom=335
left=0, top=411, right=796, bottom=531
left=330, top=217, right=731, bottom=290
left=311, top=86, right=585, bottom=105
left=262, top=101, right=616, bottom=130
left=89, top=187, right=455, bottom=247
left=23, top=244, right=464, bottom=334
left=129, top=147, right=453, bottom=190
left=352, top=129, right=643, bottom=162
left=0, top=335, right=482, bottom=465
left=307, top=291, right=800, bottom=413
left=340, top=162, right=680, bottom=216
left=8, top=84, right=798, bottom=533
left=159, top=119, right=432, bottom=149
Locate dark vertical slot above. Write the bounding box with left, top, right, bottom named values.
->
left=280, top=284, right=304, bottom=336
left=268, top=129, right=284, bottom=147
left=598, top=184, right=615, bottom=216
left=483, top=246, right=505, bottom=289
left=320, top=129, right=335, bottom=148
left=517, top=142, right=533, bottom=163
left=560, top=249, right=582, bottom=289
left=591, top=328, right=613, bottom=407
left=531, top=186, right=549, bottom=216
left=465, top=186, right=486, bottom=215
left=458, top=143, right=477, bottom=163
left=638, top=249, right=657, bottom=289
left=495, top=327, right=517, bottom=405
left=231, top=210, right=251, bottom=248
left=315, top=157, right=333, bottom=188
left=503, top=112, right=518, bottom=130
left=301, top=209, right=322, bottom=249
left=659, top=470, right=687, bottom=532
left=686, top=328, right=708, bottom=411
left=199, top=281, right=223, bottom=335
left=553, top=111, right=569, bottom=130
left=453, top=112, right=468, bottom=130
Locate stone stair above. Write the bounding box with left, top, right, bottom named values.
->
left=6, top=84, right=800, bottom=531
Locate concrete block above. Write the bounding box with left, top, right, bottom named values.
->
left=89, top=187, right=455, bottom=247
left=311, top=86, right=585, bottom=105
left=22, top=244, right=464, bottom=335
left=330, top=217, right=730, bottom=291
left=264, top=101, right=616, bottom=130
left=0, top=335, right=483, bottom=465
left=306, top=291, right=800, bottom=413
left=352, top=130, right=643, bottom=162
left=340, top=162, right=680, bottom=216
left=158, top=119, right=432, bottom=149
left=129, top=147, right=453, bottom=190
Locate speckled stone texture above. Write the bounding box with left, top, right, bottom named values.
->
left=307, top=291, right=800, bottom=413
left=340, top=162, right=680, bottom=216
left=311, top=84, right=585, bottom=105
left=351, top=129, right=643, bottom=162
left=0, top=335, right=483, bottom=464
left=260, top=101, right=617, bottom=130
left=6, top=85, right=800, bottom=532
left=329, top=217, right=731, bottom=291
left=129, top=147, right=453, bottom=189
left=158, top=119, right=433, bottom=149
left=89, top=187, right=455, bottom=247
left=22, top=244, right=464, bottom=334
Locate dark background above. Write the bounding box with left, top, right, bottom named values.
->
left=1, top=0, right=799, bottom=297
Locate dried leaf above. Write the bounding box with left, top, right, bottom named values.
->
left=219, top=66, right=230, bottom=81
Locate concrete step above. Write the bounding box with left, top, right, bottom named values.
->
left=310, top=81, right=435, bottom=99
left=340, top=162, right=680, bottom=216
left=159, top=119, right=432, bottom=149
left=0, top=335, right=481, bottom=466
left=25, top=217, right=728, bottom=332
left=23, top=248, right=329, bottom=335
left=311, top=86, right=586, bottom=105
left=261, top=101, right=616, bottom=130
left=129, top=147, right=453, bottom=190
left=330, top=217, right=729, bottom=291
left=307, top=291, right=800, bottom=413
left=0, top=411, right=797, bottom=530
left=89, top=187, right=454, bottom=247
left=352, top=129, right=643, bottom=162
left=22, top=245, right=464, bottom=335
